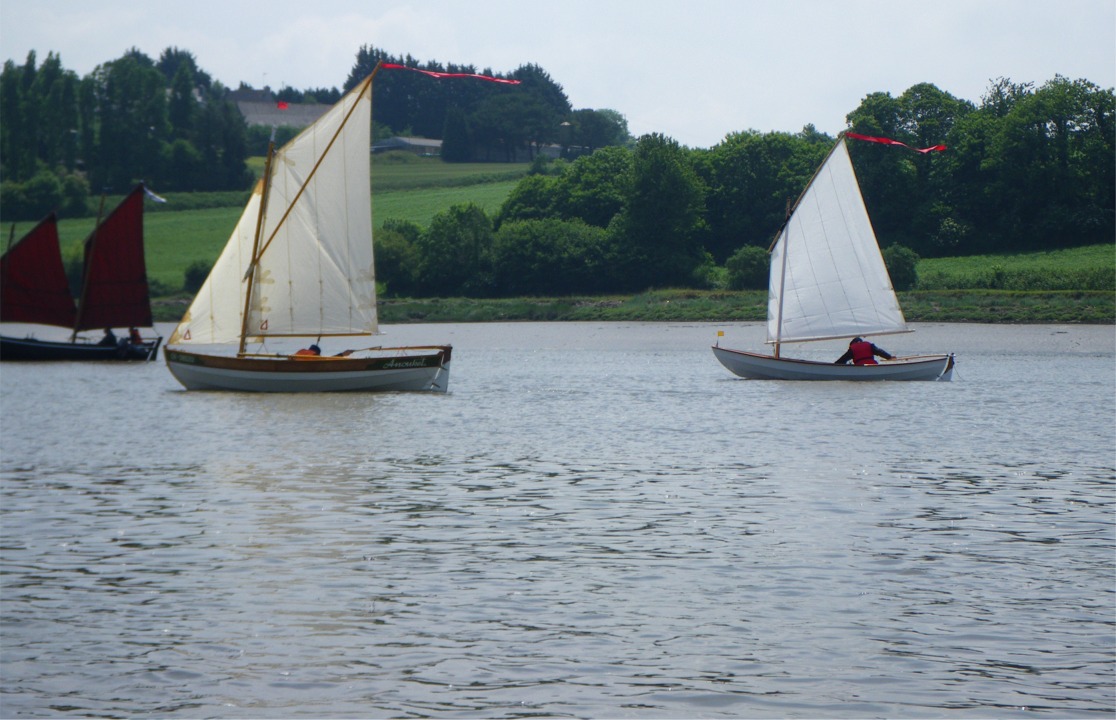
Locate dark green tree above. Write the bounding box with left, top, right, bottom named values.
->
left=552, top=145, right=632, bottom=228
left=414, top=203, right=494, bottom=296
left=984, top=76, right=1115, bottom=249
left=88, top=50, right=168, bottom=191
left=847, top=85, right=971, bottom=255
left=374, top=219, right=423, bottom=296
left=496, top=174, right=559, bottom=226
left=167, top=62, right=196, bottom=141
left=725, top=245, right=770, bottom=290
left=696, top=128, right=830, bottom=263
left=492, top=218, right=609, bottom=295
left=156, top=47, right=210, bottom=90
left=882, top=244, right=920, bottom=290
left=611, top=133, right=706, bottom=290
left=567, top=108, right=630, bottom=154
left=441, top=106, right=472, bottom=161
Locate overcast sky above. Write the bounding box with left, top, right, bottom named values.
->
left=2, top=0, right=1113, bottom=148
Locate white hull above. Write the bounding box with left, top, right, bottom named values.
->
left=165, top=347, right=451, bottom=393
left=712, top=346, right=954, bottom=382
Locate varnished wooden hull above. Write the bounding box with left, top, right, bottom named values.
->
left=165, top=346, right=451, bottom=392
left=712, top=346, right=954, bottom=381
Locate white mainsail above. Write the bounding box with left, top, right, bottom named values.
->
left=767, top=138, right=908, bottom=345
left=169, top=75, right=377, bottom=348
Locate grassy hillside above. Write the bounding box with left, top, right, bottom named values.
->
left=919, top=245, right=1114, bottom=291
left=371, top=153, right=529, bottom=191
left=374, top=181, right=520, bottom=228
left=37, top=157, right=527, bottom=292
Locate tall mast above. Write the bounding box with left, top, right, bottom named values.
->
left=237, top=142, right=276, bottom=357
left=773, top=199, right=791, bottom=358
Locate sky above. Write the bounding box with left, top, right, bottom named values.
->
left=1, top=0, right=1113, bottom=148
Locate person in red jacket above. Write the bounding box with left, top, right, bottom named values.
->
left=834, top=337, right=894, bottom=365
left=292, top=344, right=321, bottom=357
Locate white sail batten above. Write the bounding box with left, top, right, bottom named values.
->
left=767, top=139, right=908, bottom=345
left=168, top=77, right=377, bottom=347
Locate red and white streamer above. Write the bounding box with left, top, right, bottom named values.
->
left=381, top=63, right=521, bottom=85
left=847, top=132, right=946, bottom=154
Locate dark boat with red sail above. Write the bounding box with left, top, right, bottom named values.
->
left=0, top=184, right=162, bottom=361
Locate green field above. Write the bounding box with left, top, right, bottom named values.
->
left=371, top=154, right=529, bottom=191
left=38, top=157, right=528, bottom=293
left=919, top=245, right=1114, bottom=291
left=12, top=155, right=1113, bottom=324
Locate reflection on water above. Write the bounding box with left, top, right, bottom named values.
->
left=1, top=323, right=1113, bottom=718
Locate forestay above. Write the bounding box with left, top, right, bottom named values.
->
left=768, top=139, right=908, bottom=345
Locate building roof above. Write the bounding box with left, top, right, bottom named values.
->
left=371, top=136, right=443, bottom=153
left=235, top=100, right=329, bottom=129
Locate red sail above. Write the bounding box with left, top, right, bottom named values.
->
left=0, top=213, right=77, bottom=328
left=75, top=185, right=154, bottom=331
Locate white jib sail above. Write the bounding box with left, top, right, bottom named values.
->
left=169, top=76, right=377, bottom=348
left=767, top=139, right=908, bottom=345
left=168, top=184, right=263, bottom=345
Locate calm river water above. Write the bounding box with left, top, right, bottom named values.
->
left=1, top=322, right=1113, bottom=718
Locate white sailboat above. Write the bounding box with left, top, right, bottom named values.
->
left=712, top=136, right=954, bottom=381
left=165, top=67, right=451, bottom=392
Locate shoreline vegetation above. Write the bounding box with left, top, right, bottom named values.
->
left=152, top=288, right=1114, bottom=325
left=21, top=156, right=1113, bottom=327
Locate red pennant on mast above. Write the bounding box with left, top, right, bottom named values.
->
left=381, top=62, right=521, bottom=85
left=847, top=132, right=946, bottom=154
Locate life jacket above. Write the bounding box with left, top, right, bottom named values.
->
left=850, top=341, right=877, bottom=365
left=293, top=348, right=319, bottom=357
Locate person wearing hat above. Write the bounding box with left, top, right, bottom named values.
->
left=834, top=337, right=894, bottom=366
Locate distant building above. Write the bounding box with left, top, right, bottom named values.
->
left=372, top=136, right=443, bottom=156
left=229, top=88, right=329, bottom=129
left=371, top=136, right=564, bottom=162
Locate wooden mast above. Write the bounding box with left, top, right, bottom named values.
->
left=237, top=148, right=275, bottom=357
left=773, top=198, right=791, bottom=359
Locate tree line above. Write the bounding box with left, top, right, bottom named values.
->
left=0, top=45, right=631, bottom=220
left=1, top=43, right=1111, bottom=298
left=375, top=75, right=1113, bottom=298
left=347, top=46, right=629, bottom=162
left=1, top=48, right=254, bottom=218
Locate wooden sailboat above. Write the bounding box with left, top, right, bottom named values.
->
left=712, top=136, right=954, bottom=381
left=0, top=186, right=163, bottom=361
left=164, top=67, right=451, bottom=393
